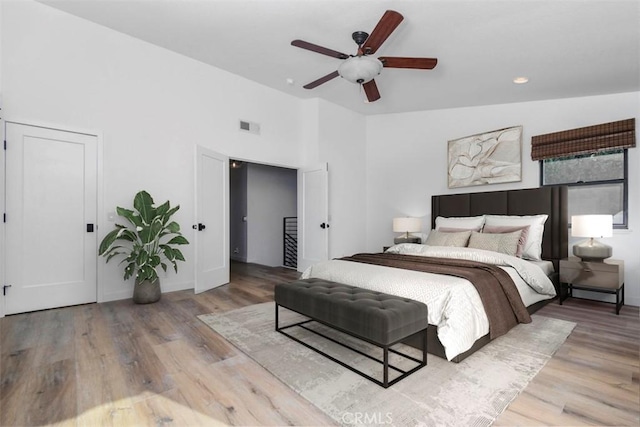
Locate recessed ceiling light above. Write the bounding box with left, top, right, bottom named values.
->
left=513, top=77, right=529, bottom=84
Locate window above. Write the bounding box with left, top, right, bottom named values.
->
left=532, top=118, right=635, bottom=229
left=540, top=149, right=628, bottom=228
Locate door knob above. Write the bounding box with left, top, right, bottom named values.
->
left=192, top=223, right=206, bottom=231
left=320, top=222, right=330, bottom=229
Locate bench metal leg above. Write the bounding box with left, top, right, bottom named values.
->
left=383, top=346, right=389, bottom=387
left=275, top=303, right=427, bottom=388
left=423, top=327, right=428, bottom=365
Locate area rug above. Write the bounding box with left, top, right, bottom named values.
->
left=198, top=303, right=575, bottom=427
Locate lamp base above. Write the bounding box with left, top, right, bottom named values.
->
left=573, top=238, right=612, bottom=262
left=394, top=236, right=421, bottom=245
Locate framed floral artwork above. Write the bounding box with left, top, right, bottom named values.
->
left=447, top=125, right=522, bottom=188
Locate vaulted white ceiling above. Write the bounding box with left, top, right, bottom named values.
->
left=39, top=0, right=640, bottom=115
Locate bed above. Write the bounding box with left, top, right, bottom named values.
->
left=302, top=186, right=568, bottom=362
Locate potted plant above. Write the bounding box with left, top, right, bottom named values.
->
left=99, top=190, right=189, bottom=304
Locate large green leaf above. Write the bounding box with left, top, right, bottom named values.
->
left=172, top=248, right=185, bottom=262
left=139, top=220, right=163, bottom=244
left=165, top=205, right=180, bottom=219
left=156, top=201, right=170, bottom=218
left=149, top=255, right=161, bottom=268
left=166, top=235, right=189, bottom=245
left=165, top=221, right=180, bottom=233
left=133, top=191, right=155, bottom=224
left=136, top=251, right=149, bottom=266
left=102, top=245, right=126, bottom=259
left=99, top=228, right=121, bottom=255
left=118, top=229, right=137, bottom=242
left=160, top=245, right=174, bottom=261
left=124, top=262, right=136, bottom=280
left=137, top=265, right=158, bottom=283
left=116, top=207, right=142, bottom=227
left=105, top=251, right=124, bottom=263
left=125, top=251, right=138, bottom=262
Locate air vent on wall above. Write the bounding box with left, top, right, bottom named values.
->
left=239, top=120, right=260, bottom=135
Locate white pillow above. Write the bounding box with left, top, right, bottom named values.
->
left=425, top=229, right=472, bottom=247
left=483, top=214, right=548, bottom=260
left=435, top=215, right=485, bottom=231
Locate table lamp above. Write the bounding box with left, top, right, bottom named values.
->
left=393, top=217, right=422, bottom=244
left=571, top=214, right=613, bottom=262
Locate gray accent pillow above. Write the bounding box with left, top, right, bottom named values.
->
left=425, top=230, right=472, bottom=247
left=468, top=230, right=522, bottom=257
left=482, top=225, right=530, bottom=258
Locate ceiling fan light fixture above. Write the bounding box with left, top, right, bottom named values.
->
left=338, top=56, right=383, bottom=84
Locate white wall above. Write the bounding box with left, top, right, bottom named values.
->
left=0, top=0, right=369, bottom=304
left=1, top=0, right=307, bottom=301
left=366, top=91, right=640, bottom=306
left=316, top=99, right=368, bottom=259
left=246, top=163, right=297, bottom=267
left=294, top=98, right=369, bottom=262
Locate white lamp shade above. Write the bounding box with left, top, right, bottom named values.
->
left=338, top=56, right=383, bottom=84
left=571, top=215, right=613, bottom=238
left=393, top=217, right=422, bottom=233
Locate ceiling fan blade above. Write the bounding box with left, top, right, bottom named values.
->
left=303, top=70, right=340, bottom=89
left=362, top=79, right=381, bottom=102
left=362, top=10, right=404, bottom=54
left=379, top=57, right=438, bottom=69
left=291, top=40, right=350, bottom=59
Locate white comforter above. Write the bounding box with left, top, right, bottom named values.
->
left=300, top=244, right=556, bottom=360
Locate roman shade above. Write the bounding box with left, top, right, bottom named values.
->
left=531, top=118, right=636, bottom=161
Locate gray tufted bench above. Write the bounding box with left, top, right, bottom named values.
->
left=274, top=278, right=428, bottom=388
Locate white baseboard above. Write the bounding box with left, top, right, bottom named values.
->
left=100, top=288, right=134, bottom=303
left=100, top=280, right=194, bottom=303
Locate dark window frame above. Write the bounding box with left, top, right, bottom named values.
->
left=539, top=149, right=628, bottom=229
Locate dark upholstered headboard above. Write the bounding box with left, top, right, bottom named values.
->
left=431, top=186, right=568, bottom=271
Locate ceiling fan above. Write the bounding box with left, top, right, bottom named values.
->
left=291, top=10, right=438, bottom=103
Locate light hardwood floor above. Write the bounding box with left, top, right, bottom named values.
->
left=1, top=261, right=638, bottom=426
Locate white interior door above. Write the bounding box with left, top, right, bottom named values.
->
left=4, top=123, right=97, bottom=314
left=194, top=146, right=229, bottom=293
left=297, top=163, right=329, bottom=272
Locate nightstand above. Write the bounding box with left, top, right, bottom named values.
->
left=559, top=257, right=624, bottom=314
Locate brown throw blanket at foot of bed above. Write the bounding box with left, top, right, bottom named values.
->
left=339, top=252, right=531, bottom=339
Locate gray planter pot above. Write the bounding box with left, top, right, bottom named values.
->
left=133, top=278, right=161, bottom=304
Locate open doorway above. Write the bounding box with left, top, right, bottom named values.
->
left=229, top=160, right=298, bottom=269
